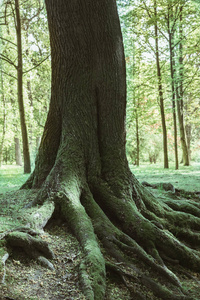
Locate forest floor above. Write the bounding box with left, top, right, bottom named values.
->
left=0, top=163, right=200, bottom=300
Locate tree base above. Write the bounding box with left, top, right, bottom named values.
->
left=2, top=177, right=200, bottom=300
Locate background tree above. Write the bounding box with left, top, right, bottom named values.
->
left=153, top=0, right=169, bottom=168
left=118, top=0, right=200, bottom=167
left=0, top=69, right=6, bottom=166
left=15, top=0, right=31, bottom=173
left=0, top=0, right=50, bottom=168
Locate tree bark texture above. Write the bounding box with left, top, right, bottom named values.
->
left=21, top=1, right=200, bottom=299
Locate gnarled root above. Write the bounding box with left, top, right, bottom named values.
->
left=5, top=231, right=54, bottom=270
left=2, top=200, right=55, bottom=271
left=11, top=171, right=200, bottom=299
left=0, top=253, right=9, bottom=284
left=55, top=184, right=106, bottom=300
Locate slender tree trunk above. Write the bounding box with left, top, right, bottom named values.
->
left=15, top=0, right=31, bottom=173
left=176, top=91, right=189, bottom=165
left=0, top=26, right=5, bottom=167
left=27, top=79, right=33, bottom=155
left=131, top=51, right=139, bottom=167
left=36, top=136, right=41, bottom=149
left=4, top=148, right=7, bottom=164
left=154, top=0, right=169, bottom=169
left=167, top=6, right=179, bottom=170
left=14, top=137, right=22, bottom=166
left=135, top=108, right=139, bottom=166
left=0, top=70, right=6, bottom=167
left=176, top=6, right=189, bottom=166
left=185, top=123, right=192, bottom=160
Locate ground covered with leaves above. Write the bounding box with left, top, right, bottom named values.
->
left=0, top=164, right=200, bottom=299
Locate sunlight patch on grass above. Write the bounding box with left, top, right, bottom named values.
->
left=130, top=162, right=200, bottom=174
left=130, top=162, right=200, bottom=192
left=0, top=165, right=29, bottom=194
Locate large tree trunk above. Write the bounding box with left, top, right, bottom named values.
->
left=20, top=1, right=200, bottom=299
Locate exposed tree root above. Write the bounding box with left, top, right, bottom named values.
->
left=56, top=187, right=106, bottom=300
left=163, top=199, right=200, bottom=218
left=142, top=181, right=200, bottom=199
left=106, top=261, right=187, bottom=300
left=1, top=253, right=9, bottom=284
left=5, top=231, right=54, bottom=270
left=3, top=173, right=200, bottom=299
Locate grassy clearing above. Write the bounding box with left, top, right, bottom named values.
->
left=0, top=165, right=34, bottom=233
left=1, top=163, right=200, bottom=194
left=130, top=162, right=200, bottom=192
left=0, top=165, right=29, bottom=194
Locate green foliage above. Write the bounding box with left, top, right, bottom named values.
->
left=118, top=0, right=200, bottom=166
left=0, top=0, right=50, bottom=166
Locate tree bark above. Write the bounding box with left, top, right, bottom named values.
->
left=14, top=137, right=22, bottom=166
left=27, top=79, right=33, bottom=153
left=0, top=69, right=6, bottom=167
left=36, top=136, right=41, bottom=149
left=185, top=123, right=192, bottom=160
left=176, top=91, right=189, bottom=165
left=0, top=24, right=5, bottom=167
left=135, top=108, right=140, bottom=166
left=15, top=0, right=31, bottom=173
left=167, top=5, right=179, bottom=170
left=154, top=0, right=169, bottom=169
left=20, top=1, right=200, bottom=299
left=176, top=5, right=189, bottom=166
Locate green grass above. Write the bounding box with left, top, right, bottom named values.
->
left=130, top=161, right=200, bottom=175
left=130, top=162, right=200, bottom=192
left=0, top=165, right=29, bottom=194
left=0, top=162, right=200, bottom=194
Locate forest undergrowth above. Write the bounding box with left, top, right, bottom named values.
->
left=0, top=163, right=200, bottom=299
